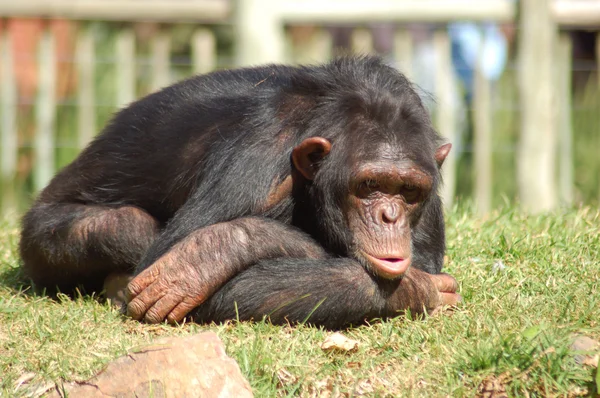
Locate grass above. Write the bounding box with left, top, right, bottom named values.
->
left=1, top=206, right=599, bottom=397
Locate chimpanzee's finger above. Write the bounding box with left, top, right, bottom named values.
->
left=166, top=300, right=199, bottom=324
left=103, top=272, right=133, bottom=305
left=430, top=273, right=459, bottom=294
left=125, top=265, right=160, bottom=301
left=440, top=292, right=462, bottom=307
left=127, top=282, right=167, bottom=320
left=144, top=294, right=181, bottom=324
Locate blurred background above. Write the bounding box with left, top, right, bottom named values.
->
left=0, top=0, right=598, bottom=216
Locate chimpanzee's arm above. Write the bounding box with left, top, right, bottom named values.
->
left=192, top=259, right=460, bottom=329
left=135, top=144, right=294, bottom=272
left=126, top=217, right=327, bottom=323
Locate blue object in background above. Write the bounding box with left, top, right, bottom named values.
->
left=449, top=22, right=508, bottom=102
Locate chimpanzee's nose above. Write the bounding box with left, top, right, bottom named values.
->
left=379, top=204, right=400, bottom=224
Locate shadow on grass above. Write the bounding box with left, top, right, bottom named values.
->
left=0, top=261, right=117, bottom=310
left=0, top=263, right=30, bottom=293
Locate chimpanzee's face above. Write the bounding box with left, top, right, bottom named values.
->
left=344, top=140, right=434, bottom=279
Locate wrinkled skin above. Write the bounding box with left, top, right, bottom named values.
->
left=20, top=56, right=460, bottom=329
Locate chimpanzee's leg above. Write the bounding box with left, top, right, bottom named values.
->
left=192, top=258, right=460, bottom=329
left=20, top=203, right=159, bottom=293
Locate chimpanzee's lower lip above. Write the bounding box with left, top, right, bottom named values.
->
left=361, top=252, right=411, bottom=278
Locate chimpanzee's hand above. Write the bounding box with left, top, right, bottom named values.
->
left=126, top=253, right=211, bottom=324
left=126, top=221, right=249, bottom=324
left=387, top=267, right=461, bottom=315
left=428, top=271, right=461, bottom=312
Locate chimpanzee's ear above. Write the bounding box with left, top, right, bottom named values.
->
left=292, top=137, right=332, bottom=180
left=435, top=143, right=452, bottom=168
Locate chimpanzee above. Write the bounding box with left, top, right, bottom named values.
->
left=20, top=56, right=460, bottom=329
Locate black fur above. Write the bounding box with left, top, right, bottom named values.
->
left=20, top=56, right=446, bottom=327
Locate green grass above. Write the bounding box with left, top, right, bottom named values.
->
left=1, top=206, right=599, bottom=397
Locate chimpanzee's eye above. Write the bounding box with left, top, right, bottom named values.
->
left=365, top=180, right=379, bottom=189
left=363, top=179, right=380, bottom=191
left=400, top=184, right=421, bottom=203
left=358, top=179, right=380, bottom=196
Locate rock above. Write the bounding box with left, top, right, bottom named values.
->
left=320, top=332, right=359, bottom=353
left=47, top=332, right=253, bottom=398
left=571, top=335, right=599, bottom=368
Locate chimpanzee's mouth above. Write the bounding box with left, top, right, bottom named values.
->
left=361, top=251, right=412, bottom=279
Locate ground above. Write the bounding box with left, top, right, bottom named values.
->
left=1, top=205, right=599, bottom=397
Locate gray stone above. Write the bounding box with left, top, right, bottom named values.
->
left=47, top=332, right=253, bottom=398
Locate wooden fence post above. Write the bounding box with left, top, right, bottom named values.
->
left=597, top=31, right=600, bottom=89
left=517, top=0, right=558, bottom=212
left=34, top=26, right=56, bottom=192
left=394, top=28, right=413, bottom=80
left=76, top=23, right=96, bottom=149
left=433, top=29, right=457, bottom=209
left=556, top=31, right=573, bottom=206
left=597, top=32, right=600, bottom=203
left=351, top=28, right=374, bottom=54
left=473, top=51, right=492, bottom=215
left=150, top=25, right=171, bottom=91
left=288, top=27, right=332, bottom=65
left=235, top=0, right=285, bottom=66
left=192, top=28, right=216, bottom=75
left=116, top=26, right=136, bottom=108
left=1, top=26, right=17, bottom=213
